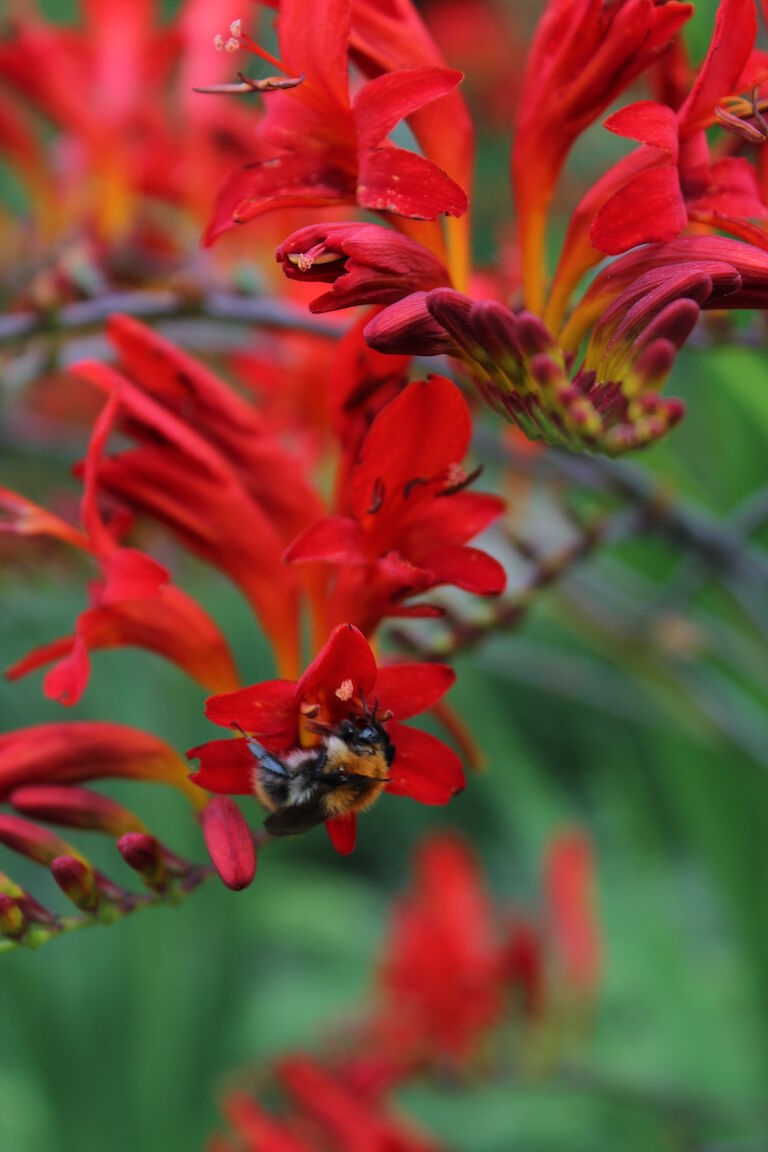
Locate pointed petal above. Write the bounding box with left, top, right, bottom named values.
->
left=351, top=376, right=472, bottom=522
left=358, top=147, right=468, bottom=219
left=353, top=67, right=463, bottom=150
left=284, top=517, right=365, bottom=565
left=204, top=155, right=352, bottom=245
left=297, top=624, right=377, bottom=703
left=603, top=100, right=678, bottom=157
left=325, top=812, right=357, bottom=854
left=590, top=165, right=688, bottom=255
left=419, top=544, right=507, bottom=595
left=278, top=0, right=350, bottom=105
left=205, top=681, right=298, bottom=745
left=187, top=738, right=256, bottom=795
left=678, top=0, right=758, bottom=135
left=374, top=662, right=455, bottom=720
left=386, top=724, right=465, bottom=804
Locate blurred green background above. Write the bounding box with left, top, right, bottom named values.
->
left=2, top=1, right=768, bottom=1150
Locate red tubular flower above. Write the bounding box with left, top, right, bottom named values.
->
left=276, top=222, right=451, bottom=313
left=0, top=0, right=180, bottom=239
left=512, top=0, right=692, bottom=313
left=2, top=390, right=239, bottom=705
left=204, top=0, right=467, bottom=245
left=372, top=834, right=508, bottom=1071
left=284, top=376, right=506, bottom=633
left=71, top=316, right=328, bottom=676
left=547, top=0, right=764, bottom=328
left=188, top=624, right=464, bottom=854
left=545, top=831, right=601, bottom=998
left=590, top=1, right=763, bottom=253
left=0, top=722, right=203, bottom=808
left=365, top=242, right=764, bottom=453
left=275, top=1056, right=443, bottom=1152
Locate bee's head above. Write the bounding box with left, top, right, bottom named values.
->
left=336, top=716, right=395, bottom=765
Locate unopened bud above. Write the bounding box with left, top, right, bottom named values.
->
left=202, top=798, right=256, bottom=891
left=0, top=893, right=25, bottom=939
left=117, top=833, right=167, bottom=891
left=51, top=856, right=98, bottom=912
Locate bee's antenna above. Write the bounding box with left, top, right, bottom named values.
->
left=231, top=721, right=249, bottom=739
left=372, top=696, right=380, bottom=721
left=359, top=687, right=371, bottom=718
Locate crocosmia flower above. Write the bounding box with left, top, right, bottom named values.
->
left=284, top=375, right=506, bottom=633
left=188, top=623, right=464, bottom=854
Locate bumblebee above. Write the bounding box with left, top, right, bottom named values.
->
left=234, top=705, right=395, bottom=837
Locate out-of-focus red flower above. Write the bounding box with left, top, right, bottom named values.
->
left=512, top=0, right=693, bottom=314
left=0, top=0, right=181, bottom=239
left=71, top=315, right=326, bottom=676
left=204, top=0, right=467, bottom=246
left=216, top=1061, right=444, bottom=1152
left=276, top=222, right=451, bottom=312
left=547, top=0, right=766, bottom=329
left=188, top=623, right=464, bottom=853
left=1, top=392, right=238, bottom=706
left=284, top=376, right=506, bottom=633
left=369, top=834, right=511, bottom=1074
left=545, top=831, right=601, bottom=998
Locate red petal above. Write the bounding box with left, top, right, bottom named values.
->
left=187, top=738, right=256, bottom=795
left=351, top=376, right=471, bottom=523
left=100, top=547, right=168, bottom=604
left=325, top=812, right=357, bottom=854
left=358, top=147, right=467, bottom=219
left=386, top=724, right=464, bottom=804
left=590, top=165, right=687, bottom=255
left=678, top=0, right=757, bottom=135
left=202, top=797, right=257, bottom=890
left=283, top=516, right=365, bottom=565
left=43, top=634, right=90, bottom=707
left=278, top=0, right=350, bottom=106
left=204, top=155, right=352, bottom=245
left=404, top=492, right=506, bottom=556
left=297, top=624, right=377, bottom=703
left=205, top=680, right=298, bottom=746
left=603, top=100, right=678, bottom=157
left=374, top=663, right=455, bottom=720
left=353, top=66, right=462, bottom=150
left=419, top=544, right=507, bottom=595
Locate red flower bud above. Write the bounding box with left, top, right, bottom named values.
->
left=277, top=222, right=449, bottom=313
left=201, top=798, right=256, bottom=891
left=0, top=893, right=26, bottom=940
left=51, top=855, right=98, bottom=912
left=116, top=833, right=167, bottom=891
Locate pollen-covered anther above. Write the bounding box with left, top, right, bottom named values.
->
left=213, top=33, right=224, bottom=51
left=230, top=19, right=243, bottom=38
left=224, top=37, right=240, bottom=53
left=335, top=679, right=354, bottom=702
left=286, top=245, right=340, bottom=273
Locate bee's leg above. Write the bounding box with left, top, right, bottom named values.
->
left=232, top=722, right=290, bottom=776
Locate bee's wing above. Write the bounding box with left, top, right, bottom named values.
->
left=263, top=801, right=327, bottom=837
